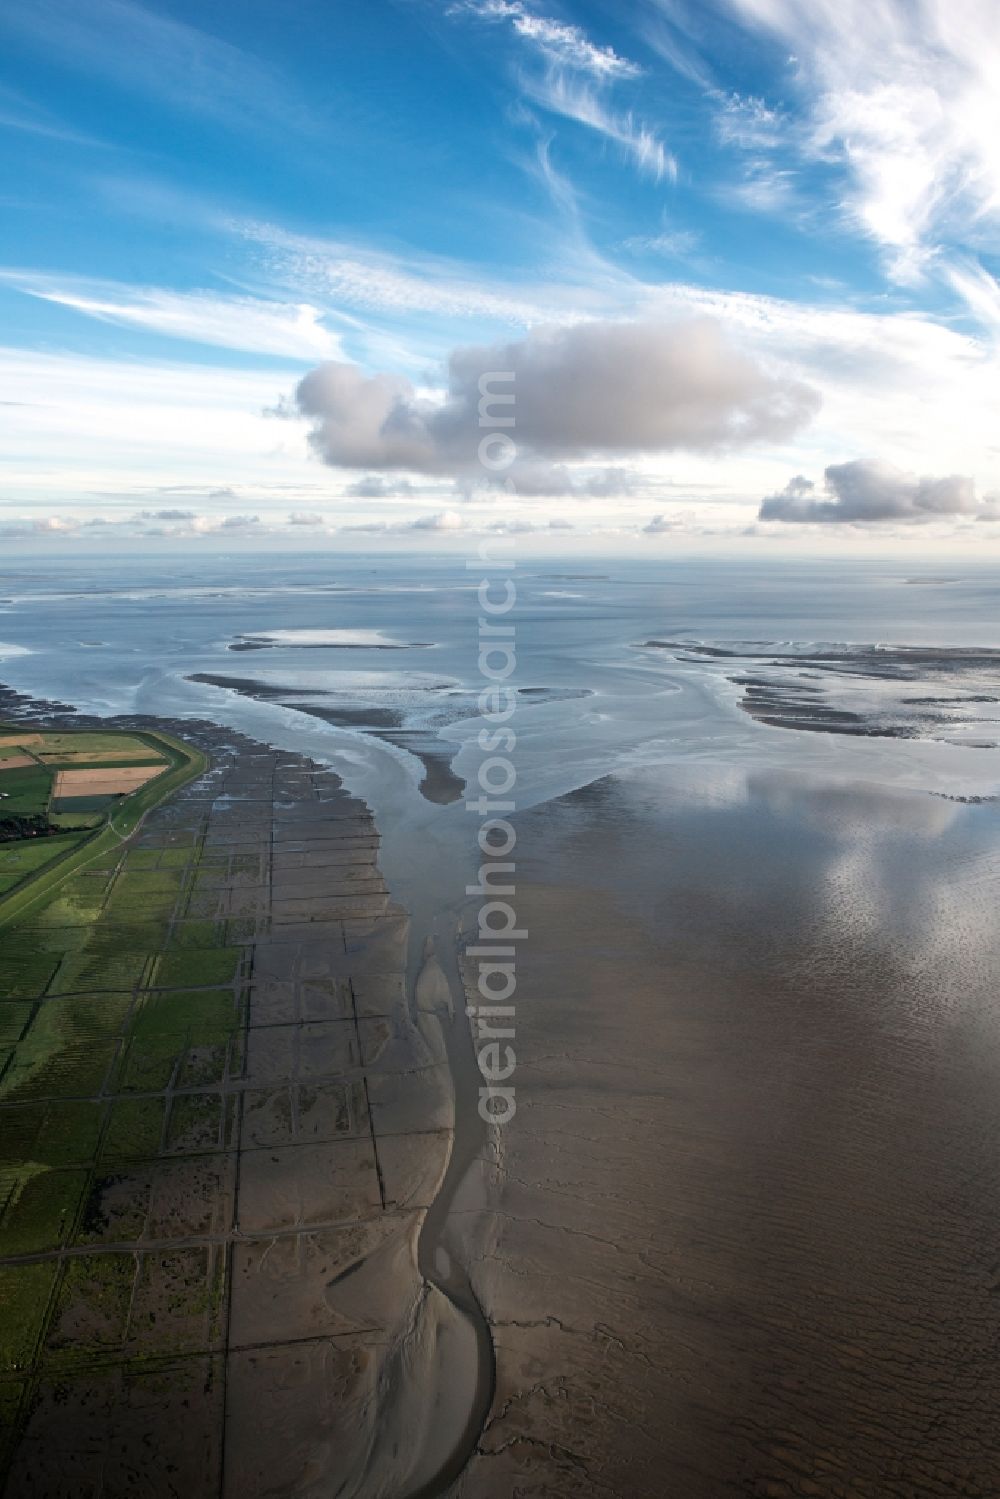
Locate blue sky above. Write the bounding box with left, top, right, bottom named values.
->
left=2, top=0, right=1000, bottom=551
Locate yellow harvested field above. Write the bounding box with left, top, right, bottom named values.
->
left=0, top=734, right=42, bottom=748
left=0, top=754, right=37, bottom=769
left=37, top=749, right=165, bottom=766
left=53, top=765, right=164, bottom=797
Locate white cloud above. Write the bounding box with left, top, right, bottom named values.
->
left=212, top=513, right=260, bottom=531
left=343, top=509, right=466, bottom=534
left=0, top=508, right=298, bottom=542
left=644, top=513, right=679, bottom=533
left=242, top=221, right=569, bottom=328
left=946, top=260, right=1000, bottom=338
left=621, top=229, right=700, bottom=258
left=410, top=509, right=465, bottom=531
left=345, top=474, right=416, bottom=498
left=636, top=280, right=1000, bottom=485
left=0, top=514, right=81, bottom=538
left=715, top=92, right=785, bottom=150
left=4, top=262, right=1000, bottom=549
left=295, top=318, right=818, bottom=479
left=1, top=271, right=343, bottom=360
left=449, top=1, right=641, bottom=79
left=448, top=1, right=670, bottom=181
left=0, top=345, right=318, bottom=506
left=722, top=0, right=1000, bottom=282
left=760, top=458, right=991, bottom=523
left=487, top=462, right=638, bottom=498
left=520, top=71, right=675, bottom=181
left=726, top=160, right=798, bottom=214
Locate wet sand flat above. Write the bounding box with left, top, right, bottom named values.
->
left=457, top=765, right=1000, bottom=1497
left=0, top=705, right=460, bottom=1498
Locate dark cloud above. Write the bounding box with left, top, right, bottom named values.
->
left=760, top=459, right=988, bottom=523
left=295, top=318, right=819, bottom=484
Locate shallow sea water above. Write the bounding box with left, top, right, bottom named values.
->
left=5, top=552, right=1000, bottom=1493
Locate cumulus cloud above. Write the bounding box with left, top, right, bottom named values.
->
left=487, top=462, right=638, bottom=498
left=458, top=462, right=638, bottom=499
left=409, top=510, right=465, bottom=531
left=345, top=474, right=415, bottom=498
left=343, top=510, right=466, bottom=534
left=759, top=458, right=989, bottom=523
left=213, top=513, right=261, bottom=531
left=643, top=513, right=679, bottom=533
left=287, top=511, right=324, bottom=526
left=0, top=514, right=80, bottom=538
left=295, top=319, right=819, bottom=489
left=137, top=512, right=264, bottom=537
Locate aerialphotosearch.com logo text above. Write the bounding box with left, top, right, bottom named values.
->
left=466, top=370, right=521, bottom=1126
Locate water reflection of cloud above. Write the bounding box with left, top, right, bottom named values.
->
left=746, top=770, right=963, bottom=838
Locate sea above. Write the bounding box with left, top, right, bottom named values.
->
left=2, top=550, right=1000, bottom=923
left=6, top=550, right=1000, bottom=1493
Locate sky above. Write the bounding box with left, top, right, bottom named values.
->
left=2, top=0, right=1000, bottom=554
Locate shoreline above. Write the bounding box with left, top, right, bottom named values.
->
left=0, top=679, right=497, bottom=1497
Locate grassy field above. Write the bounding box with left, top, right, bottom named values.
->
left=0, top=755, right=247, bottom=1396
left=0, top=834, right=86, bottom=895
left=0, top=720, right=217, bottom=1401
left=0, top=766, right=53, bottom=817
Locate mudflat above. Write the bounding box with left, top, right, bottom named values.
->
left=456, top=764, right=1000, bottom=1496
left=0, top=709, right=468, bottom=1497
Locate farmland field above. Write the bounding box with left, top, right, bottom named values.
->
left=0, top=725, right=207, bottom=931
left=52, top=765, right=164, bottom=800
left=0, top=835, right=86, bottom=895
left=1, top=731, right=160, bottom=759
left=0, top=766, right=53, bottom=817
